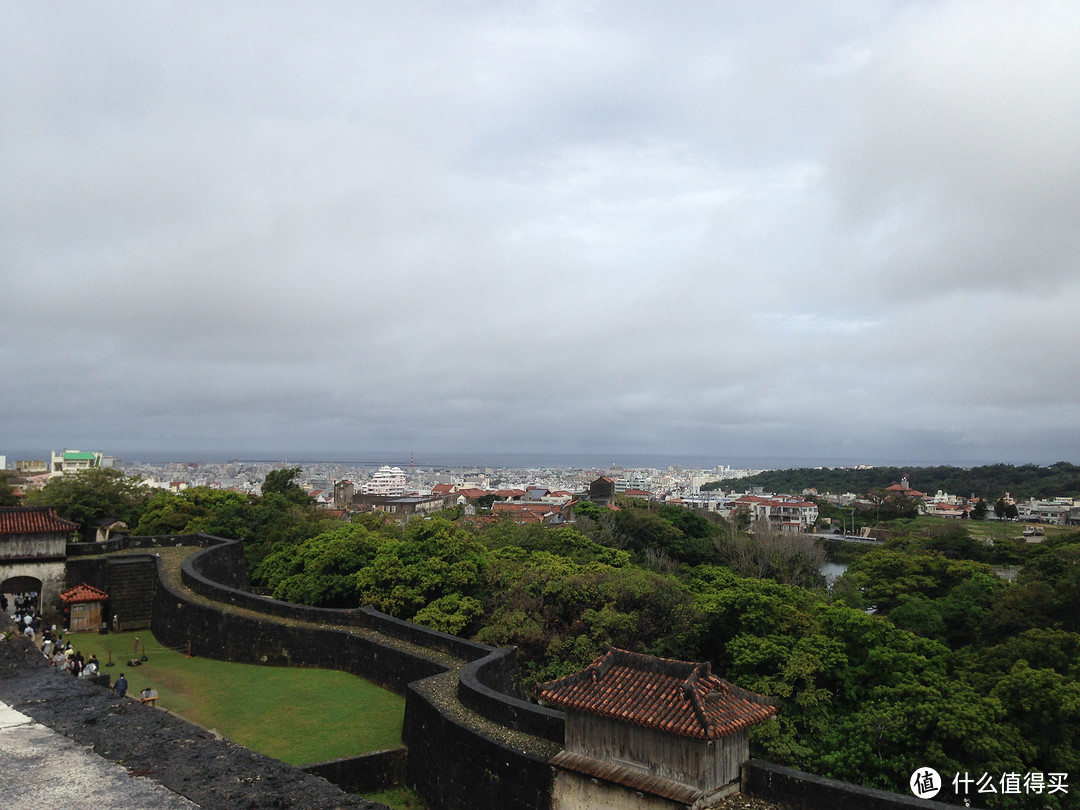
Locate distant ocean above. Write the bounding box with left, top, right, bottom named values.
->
left=100, top=450, right=974, bottom=471
left=7, top=447, right=1020, bottom=471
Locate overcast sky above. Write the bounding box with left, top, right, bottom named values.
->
left=3, top=1, right=1079, bottom=468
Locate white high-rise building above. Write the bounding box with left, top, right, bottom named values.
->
left=362, top=466, right=407, bottom=497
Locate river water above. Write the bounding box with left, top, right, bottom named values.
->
left=820, top=561, right=849, bottom=584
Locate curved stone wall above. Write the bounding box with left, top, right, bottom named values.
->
left=149, top=533, right=564, bottom=810
left=457, top=647, right=564, bottom=744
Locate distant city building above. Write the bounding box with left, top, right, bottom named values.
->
left=361, top=466, right=407, bottom=497
left=731, top=494, right=819, bottom=532
left=333, top=480, right=355, bottom=507
left=50, top=450, right=103, bottom=479
left=376, top=495, right=448, bottom=516
left=587, top=476, right=616, bottom=508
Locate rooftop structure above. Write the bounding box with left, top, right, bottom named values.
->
left=50, top=450, right=103, bottom=479
left=539, top=647, right=777, bottom=806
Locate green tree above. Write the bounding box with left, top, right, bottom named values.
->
left=991, top=660, right=1080, bottom=788
left=0, top=472, right=19, bottom=506
left=261, top=467, right=312, bottom=504
left=573, top=499, right=605, bottom=519
left=869, top=490, right=919, bottom=522
left=26, top=468, right=150, bottom=532
left=971, top=498, right=988, bottom=520
left=980, top=629, right=1080, bottom=679
left=134, top=487, right=250, bottom=535
left=845, top=549, right=993, bottom=614
left=255, top=523, right=380, bottom=607
left=921, top=522, right=986, bottom=561
left=352, top=517, right=489, bottom=628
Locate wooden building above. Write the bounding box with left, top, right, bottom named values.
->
left=538, top=647, right=777, bottom=809
left=60, top=583, right=109, bottom=632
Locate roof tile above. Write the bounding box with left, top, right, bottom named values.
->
left=0, top=506, right=79, bottom=534
left=59, top=583, right=109, bottom=603
left=538, top=647, right=777, bottom=740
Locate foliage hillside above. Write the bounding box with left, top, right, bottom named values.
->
left=701, top=462, right=1080, bottom=500
left=36, top=469, right=1080, bottom=809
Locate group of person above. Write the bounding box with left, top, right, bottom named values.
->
left=12, top=594, right=160, bottom=709
left=4, top=592, right=43, bottom=642
left=38, top=628, right=101, bottom=678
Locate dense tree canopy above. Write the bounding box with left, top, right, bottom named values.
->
left=26, top=468, right=150, bottom=532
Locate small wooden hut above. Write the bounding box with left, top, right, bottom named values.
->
left=538, top=647, right=777, bottom=809
left=59, top=583, right=109, bottom=632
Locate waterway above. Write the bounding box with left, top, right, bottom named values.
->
left=820, top=561, right=849, bottom=585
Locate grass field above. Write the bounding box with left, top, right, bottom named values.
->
left=65, top=629, right=405, bottom=766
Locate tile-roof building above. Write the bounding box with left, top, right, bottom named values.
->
left=0, top=506, right=78, bottom=623
left=0, top=507, right=77, bottom=560
left=60, top=583, right=110, bottom=632
left=538, top=647, right=777, bottom=808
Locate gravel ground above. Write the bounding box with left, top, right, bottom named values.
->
left=709, top=796, right=791, bottom=810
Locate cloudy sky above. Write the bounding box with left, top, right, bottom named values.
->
left=3, top=1, right=1079, bottom=467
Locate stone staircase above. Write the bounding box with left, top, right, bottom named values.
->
left=106, top=557, right=156, bottom=631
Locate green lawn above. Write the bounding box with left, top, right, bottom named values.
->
left=66, top=630, right=404, bottom=766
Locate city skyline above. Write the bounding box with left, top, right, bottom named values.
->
left=4, top=3, right=1079, bottom=467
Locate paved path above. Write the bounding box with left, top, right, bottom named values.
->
left=0, top=700, right=199, bottom=810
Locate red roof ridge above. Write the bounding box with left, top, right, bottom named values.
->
left=0, top=506, right=79, bottom=534
left=537, top=647, right=777, bottom=740
left=59, top=583, right=109, bottom=603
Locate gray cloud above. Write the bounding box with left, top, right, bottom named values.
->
left=2, top=2, right=1078, bottom=466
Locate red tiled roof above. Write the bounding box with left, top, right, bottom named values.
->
left=538, top=647, right=777, bottom=740
left=456, top=488, right=490, bottom=500
left=432, top=483, right=455, bottom=494
left=0, top=506, right=79, bottom=534
left=59, top=583, right=109, bottom=603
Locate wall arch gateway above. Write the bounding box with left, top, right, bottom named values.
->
left=2, top=575, right=43, bottom=593
left=1, top=575, right=44, bottom=612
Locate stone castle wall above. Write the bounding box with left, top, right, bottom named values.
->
left=149, top=534, right=562, bottom=810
